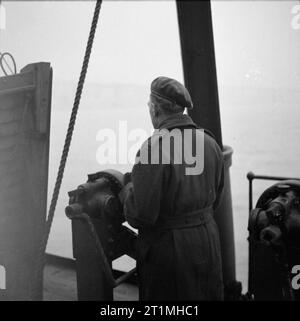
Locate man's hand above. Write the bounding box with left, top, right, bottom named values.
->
left=123, top=172, right=132, bottom=185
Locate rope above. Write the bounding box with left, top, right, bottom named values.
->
left=69, top=213, right=116, bottom=287
left=0, top=51, right=17, bottom=75
left=66, top=212, right=137, bottom=288
left=31, top=0, right=103, bottom=300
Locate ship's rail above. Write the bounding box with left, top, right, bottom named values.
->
left=247, top=172, right=300, bottom=213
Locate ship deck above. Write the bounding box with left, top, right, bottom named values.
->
left=44, top=254, right=138, bottom=301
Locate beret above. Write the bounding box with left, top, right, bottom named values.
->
left=151, top=76, right=193, bottom=110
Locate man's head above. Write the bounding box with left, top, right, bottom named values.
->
left=148, top=76, right=193, bottom=128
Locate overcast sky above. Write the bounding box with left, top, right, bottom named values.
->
left=0, top=0, right=299, bottom=89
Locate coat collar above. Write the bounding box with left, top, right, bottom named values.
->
left=157, top=113, right=197, bottom=130
left=155, top=113, right=216, bottom=141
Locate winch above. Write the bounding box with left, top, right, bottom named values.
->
left=65, top=169, right=137, bottom=301
left=248, top=178, right=300, bottom=300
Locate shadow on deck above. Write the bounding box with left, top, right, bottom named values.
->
left=44, top=254, right=138, bottom=301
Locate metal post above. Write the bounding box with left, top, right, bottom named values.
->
left=176, top=0, right=222, bottom=147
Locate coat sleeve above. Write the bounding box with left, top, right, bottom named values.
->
left=123, top=137, right=165, bottom=229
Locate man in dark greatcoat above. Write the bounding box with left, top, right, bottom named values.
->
left=119, top=76, right=224, bottom=300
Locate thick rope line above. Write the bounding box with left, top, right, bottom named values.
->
left=31, top=0, right=103, bottom=300
left=0, top=51, right=17, bottom=75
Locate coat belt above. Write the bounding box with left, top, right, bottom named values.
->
left=157, top=206, right=213, bottom=230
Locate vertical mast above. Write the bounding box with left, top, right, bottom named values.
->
left=176, top=0, right=222, bottom=148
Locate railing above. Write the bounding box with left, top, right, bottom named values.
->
left=247, top=172, right=300, bottom=213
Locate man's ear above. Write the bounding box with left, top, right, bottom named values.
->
left=152, top=103, right=159, bottom=117
left=150, top=102, right=157, bottom=118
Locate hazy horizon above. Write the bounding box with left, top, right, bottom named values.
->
left=1, top=1, right=300, bottom=89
